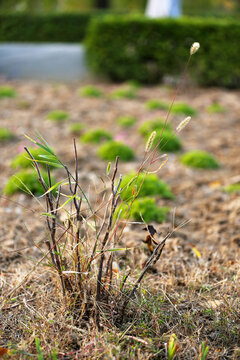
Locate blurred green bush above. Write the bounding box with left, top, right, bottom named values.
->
left=86, top=16, right=240, bottom=88
left=0, top=12, right=101, bottom=42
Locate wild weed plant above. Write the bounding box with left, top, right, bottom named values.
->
left=1, top=42, right=204, bottom=356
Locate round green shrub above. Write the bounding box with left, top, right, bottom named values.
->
left=120, top=172, right=173, bottom=201
left=11, top=147, right=60, bottom=169
left=139, top=118, right=172, bottom=136
left=207, top=102, right=225, bottom=114
left=69, top=123, right=84, bottom=135
left=0, top=86, right=16, bottom=98
left=172, top=102, right=197, bottom=116
left=47, top=110, right=69, bottom=122
left=116, top=198, right=169, bottom=224
left=112, top=85, right=137, bottom=99
left=151, top=129, right=182, bottom=152
left=80, top=85, right=103, bottom=97
left=223, top=184, right=240, bottom=194
left=117, top=116, right=136, bottom=128
left=180, top=150, right=220, bottom=169
left=81, top=129, right=113, bottom=144
left=145, top=99, right=169, bottom=110
left=0, top=128, right=14, bottom=142
left=3, top=169, right=56, bottom=196
left=98, top=141, right=134, bottom=162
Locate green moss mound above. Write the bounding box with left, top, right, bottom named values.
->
left=80, top=85, right=103, bottom=97
left=98, top=141, right=134, bottom=162
left=207, top=102, right=225, bottom=114
left=0, top=86, right=16, bottom=98
left=172, top=102, right=197, bottom=116
left=180, top=150, right=220, bottom=169
left=0, top=128, right=14, bottom=141
left=47, top=110, right=69, bottom=122
left=116, top=197, right=169, bottom=224
left=69, top=123, right=84, bottom=135
left=139, top=118, right=172, bottom=136
left=223, top=184, right=240, bottom=194
left=81, top=129, right=112, bottom=144
left=151, top=129, right=182, bottom=152
left=117, top=115, right=136, bottom=128
left=3, top=169, right=56, bottom=196
left=112, top=85, right=137, bottom=99
left=11, top=147, right=60, bottom=169
left=120, top=172, right=173, bottom=201
left=145, top=99, right=169, bottom=111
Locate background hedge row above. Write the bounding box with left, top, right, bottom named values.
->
left=0, top=12, right=102, bottom=42
left=86, top=16, right=240, bottom=88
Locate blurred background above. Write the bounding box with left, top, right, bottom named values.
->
left=0, top=0, right=239, bottom=83
left=0, top=0, right=239, bottom=18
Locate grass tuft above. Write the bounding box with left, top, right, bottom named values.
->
left=172, top=102, right=197, bottom=116
left=98, top=141, right=135, bottom=161
left=79, top=85, right=103, bottom=97
left=207, top=102, right=225, bottom=114
left=112, top=85, right=138, bottom=99
left=68, top=123, right=84, bottom=135
left=3, top=169, right=55, bottom=196
left=116, top=197, right=169, bottom=223
left=145, top=99, right=169, bottom=110
left=81, top=128, right=113, bottom=144
left=223, top=183, right=240, bottom=194
left=47, top=110, right=69, bottom=122
left=181, top=150, right=220, bottom=169
left=139, top=118, right=172, bottom=136
left=11, top=147, right=59, bottom=169
left=151, top=129, right=182, bottom=152
left=117, top=115, right=136, bottom=128
left=0, top=127, right=14, bottom=142
left=0, top=85, right=16, bottom=98
left=120, top=172, right=174, bottom=201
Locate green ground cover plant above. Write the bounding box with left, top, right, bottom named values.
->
left=98, top=141, right=134, bottom=161
left=11, top=147, right=60, bottom=169
left=223, top=183, right=240, bottom=194
left=111, top=84, right=138, bottom=99
left=0, top=127, right=14, bottom=141
left=139, top=118, right=172, bottom=136
left=120, top=172, right=174, bottom=201
left=81, top=128, right=113, bottom=144
left=172, top=102, right=197, bottom=116
left=3, top=169, right=55, bottom=196
left=79, top=85, right=103, bottom=97
left=150, top=129, right=182, bottom=152
left=68, top=123, right=84, bottom=135
left=0, top=86, right=16, bottom=98
left=145, top=99, right=169, bottom=110
left=116, top=197, right=169, bottom=223
left=180, top=150, right=220, bottom=169
left=117, top=115, right=136, bottom=128
left=207, top=101, right=225, bottom=113
left=47, top=110, right=69, bottom=122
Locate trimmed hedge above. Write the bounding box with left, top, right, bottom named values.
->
left=0, top=12, right=101, bottom=42
left=86, top=16, right=240, bottom=88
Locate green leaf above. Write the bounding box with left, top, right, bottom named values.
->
left=41, top=212, right=56, bottom=219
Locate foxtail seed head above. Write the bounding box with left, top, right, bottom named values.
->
left=176, top=116, right=191, bottom=132
left=145, top=130, right=156, bottom=152
left=190, top=42, right=200, bottom=55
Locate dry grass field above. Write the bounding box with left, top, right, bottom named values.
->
left=0, top=79, right=239, bottom=359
